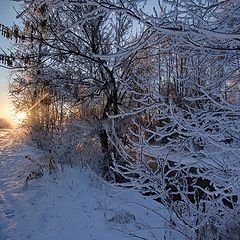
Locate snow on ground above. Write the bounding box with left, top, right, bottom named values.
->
left=0, top=129, right=184, bottom=240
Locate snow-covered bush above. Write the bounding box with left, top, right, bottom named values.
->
left=24, top=155, right=45, bottom=184
left=47, top=120, right=102, bottom=169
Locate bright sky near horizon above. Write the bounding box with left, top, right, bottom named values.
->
left=0, top=0, right=19, bottom=119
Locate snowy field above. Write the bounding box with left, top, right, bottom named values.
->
left=0, top=129, right=185, bottom=240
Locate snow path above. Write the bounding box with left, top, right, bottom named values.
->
left=0, top=129, right=34, bottom=240
left=0, top=129, right=179, bottom=240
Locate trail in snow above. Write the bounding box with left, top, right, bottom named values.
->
left=0, top=129, right=27, bottom=240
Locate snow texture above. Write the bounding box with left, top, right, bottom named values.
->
left=0, top=129, right=184, bottom=240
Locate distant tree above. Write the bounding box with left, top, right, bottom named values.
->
left=0, top=118, right=12, bottom=129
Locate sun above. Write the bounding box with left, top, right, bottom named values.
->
left=13, top=111, right=27, bottom=125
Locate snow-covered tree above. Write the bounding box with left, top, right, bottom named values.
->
left=12, top=0, right=240, bottom=238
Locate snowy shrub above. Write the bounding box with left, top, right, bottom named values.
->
left=48, top=120, right=102, bottom=169
left=109, top=108, right=240, bottom=238
left=24, top=155, right=45, bottom=185
left=108, top=209, right=136, bottom=224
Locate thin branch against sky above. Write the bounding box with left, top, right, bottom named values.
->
left=0, top=0, right=19, bottom=119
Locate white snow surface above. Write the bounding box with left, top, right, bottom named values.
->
left=0, top=129, right=182, bottom=240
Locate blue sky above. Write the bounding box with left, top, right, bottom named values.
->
left=0, top=0, right=20, bottom=118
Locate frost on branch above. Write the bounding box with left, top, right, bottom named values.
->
left=10, top=0, right=240, bottom=238
left=107, top=36, right=240, bottom=236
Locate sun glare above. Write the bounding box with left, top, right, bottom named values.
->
left=13, top=111, right=27, bottom=125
